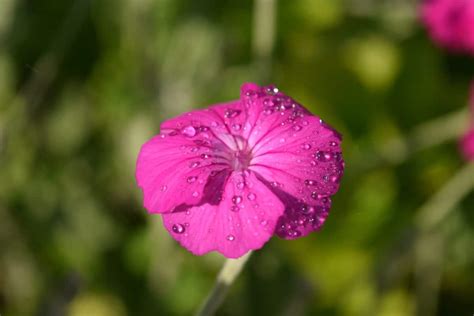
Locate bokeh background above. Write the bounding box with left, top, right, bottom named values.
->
left=1, top=0, right=473, bottom=315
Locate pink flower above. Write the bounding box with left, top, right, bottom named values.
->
left=460, top=82, right=474, bottom=160
left=421, top=0, right=474, bottom=55
left=136, top=83, right=344, bottom=258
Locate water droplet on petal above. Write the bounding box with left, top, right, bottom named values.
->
left=304, top=179, right=316, bottom=186
left=201, top=153, right=210, bottom=159
left=225, top=109, right=241, bottom=118
left=247, top=193, right=256, bottom=200
left=316, top=151, right=332, bottom=162
left=330, top=175, right=340, bottom=183
left=172, top=224, right=185, bottom=234
left=329, top=141, right=337, bottom=147
left=192, top=191, right=199, bottom=197
left=232, top=123, right=242, bottom=131
left=293, top=125, right=302, bottom=131
left=232, top=195, right=242, bottom=204
left=187, top=176, right=197, bottom=183
left=182, top=126, right=197, bottom=137
left=236, top=181, right=245, bottom=190
left=265, top=86, right=279, bottom=95
left=189, top=161, right=200, bottom=168
left=231, top=205, right=240, bottom=212
left=160, top=185, right=168, bottom=192
left=301, top=143, right=311, bottom=150
left=226, top=234, right=235, bottom=241
left=302, top=120, right=309, bottom=126
left=264, top=108, right=273, bottom=115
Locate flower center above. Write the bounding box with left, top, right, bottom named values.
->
left=231, top=150, right=252, bottom=171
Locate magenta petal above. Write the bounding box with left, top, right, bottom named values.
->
left=136, top=83, right=345, bottom=256
left=162, top=172, right=285, bottom=258
left=250, top=116, right=343, bottom=202
left=460, top=129, right=474, bottom=161
left=136, top=132, right=229, bottom=214
left=421, top=0, right=474, bottom=55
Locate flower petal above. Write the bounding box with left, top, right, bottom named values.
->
left=460, top=128, right=474, bottom=161
left=162, top=172, right=285, bottom=258
left=136, top=132, right=230, bottom=214
left=241, top=87, right=344, bottom=239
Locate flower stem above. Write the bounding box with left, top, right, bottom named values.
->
left=252, top=0, right=276, bottom=83
left=196, top=252, right=252, bottom=316
left=415, top=162, right=474, bottom=231
left=352, top=108, right=468, bottom=172
left=414, top=162, right=474, bottom=316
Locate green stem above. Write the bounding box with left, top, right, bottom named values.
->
left=415, top=162, right=474, bottom=231
left=413, top=162, right=474, bottom=316
left=352, top=109, right=468, bottom=172
left=195, top=252, right=253, bottom=316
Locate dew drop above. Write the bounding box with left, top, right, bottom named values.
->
left=302, top=120, right=309, bottom=126
left=292, top=125, right=302, bottom=131
left=260, top=220, right=268, bottom=226
left=187, top=176, right=197, bottom=183
left=230, top=205, right=240, bottom=212
left=192, top=191, right=199, bottom=197
left=329, top=141, right=337, bottom=147
left=265, top=86, right=279, bottom=95
left=160, top=185, right=168, bottom=192
left=264, top=108, right=273, bottom=115
left=201, top=153, right=210, bottom=159
left=225, top=109, right=241, bottom=118
left=247, top=193, right=256, bottom=200
left=330, top=175, right=340, bottom=183
left=316, top=151, right=332, bottom=162
left=301, top=143, right=311, bottom=150
left=182, top=126, right=197, bottom=137
left=226, top=234, right=235, bottom=241
left=236, top=181, right=245, bottom=190
left=232, top=195, right=242, bottom=204
left=172, top=224, right=185, bottom=234
left=232, top=123, right=242, bottom=131
left=189, top=161, right=200, bottom=168
left=304, top=179, right=316, bottom=186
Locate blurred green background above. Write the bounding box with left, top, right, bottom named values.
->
left=1, top=0, right=473, bottom=315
